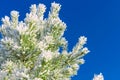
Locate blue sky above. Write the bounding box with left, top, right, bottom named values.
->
left=0, top=0, right=120, bottom=80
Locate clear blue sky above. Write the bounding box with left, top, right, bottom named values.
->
left=0, top=0, right=120, bottom=80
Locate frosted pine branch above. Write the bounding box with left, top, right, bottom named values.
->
left=93, top=73, right=104, bottom=80
left=0, top=2, right=103, bottom=80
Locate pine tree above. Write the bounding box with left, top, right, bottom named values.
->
left=0, top=2, right=103, bottom=80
